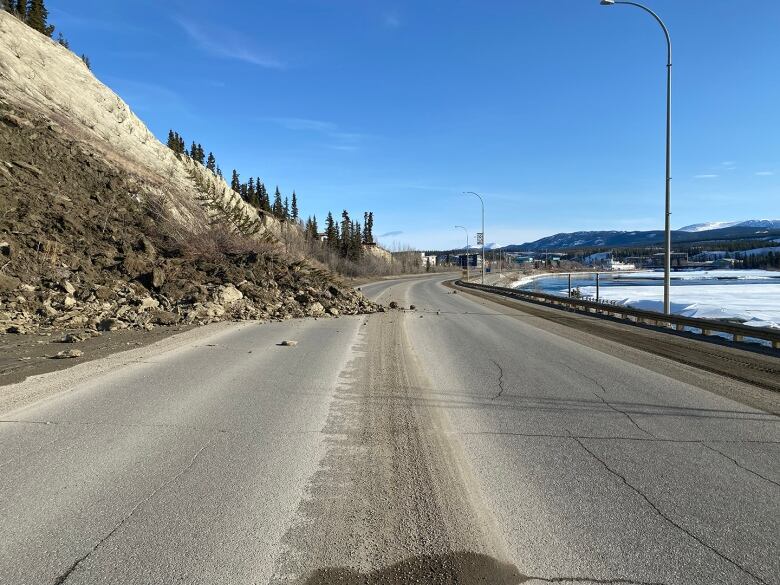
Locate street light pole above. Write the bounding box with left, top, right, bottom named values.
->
left=600, top=0, right=672, bottom=314
left=463, top=192, right=485, bottom=284
left=455, top=225, right=470, bottom=282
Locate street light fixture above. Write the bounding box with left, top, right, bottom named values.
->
left=455, top=225, right=470, bottom=282
left=462, top=191, right=485, bottom=284
left=600, top=0, right=673, bottom=314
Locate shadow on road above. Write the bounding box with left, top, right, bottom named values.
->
left=300, top=551, right=526, bottom=584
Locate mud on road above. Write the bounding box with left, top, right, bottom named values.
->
left=270, top=308, right=521, bottom=584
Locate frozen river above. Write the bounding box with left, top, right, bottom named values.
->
left=513, top=270, right=780, bottom=328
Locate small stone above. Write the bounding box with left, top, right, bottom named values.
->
left=62, top=281, right=76, bottom=295
left=328, top=307, right=340, bottom=316
left=60, top=333, right=86, bottom=343
left=389, top=301, right=398, bottom=309
left=409, top=305, right=416, bottom=310
left=279, top=340, right=298, bottom=347
left=53, top=349, right=83, bottom=359
left=63, top=295, right=77, bottom=308
left=6, top=325, right=26, bottom=334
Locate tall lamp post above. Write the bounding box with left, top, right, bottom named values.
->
left=600, top=0, right=672, bottom=314
left=455, top=225, right=470, bottom=282
left=463, top=191, right=485, bottom=284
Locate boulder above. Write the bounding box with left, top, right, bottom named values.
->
left=0, top=274, right=21, bottom=291
left=137, top=296, right=160, bottom=312
left=53, top=349, right=83, bottom=359
left=216, top=284, right=243, bottom=305
left=307, top=302, right=325, bottom=317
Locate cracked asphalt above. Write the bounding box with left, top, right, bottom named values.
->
left=1, top=274, right=778, bottom=584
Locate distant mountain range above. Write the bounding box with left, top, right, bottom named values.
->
left=678, top=219, right=780, bottom=232
left=501, top=220, right=780, bottom=252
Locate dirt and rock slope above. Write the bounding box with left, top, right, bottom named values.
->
left=0, top=11, right=378, bottom=340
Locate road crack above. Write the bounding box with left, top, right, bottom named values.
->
left=491, top=359, right=507, bottom=400
left=524, top=576, right=668, bottom=584
left=701, top=443, right=780, bottom=488
left=562, top=364, right=655, bottom=438
left=571, top=435, right=768, bottom=585
left=52, top=436, right=217, bottom=585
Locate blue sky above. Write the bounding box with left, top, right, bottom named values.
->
left=50, top=0, right=779, bottom=250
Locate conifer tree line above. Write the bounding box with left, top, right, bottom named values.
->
left=165, top=130, right=379, bottom=258
left=4, top=0, right=92, bottom=68
left=312, top=210, right=376, bottom=262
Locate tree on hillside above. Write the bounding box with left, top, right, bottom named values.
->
left=56, top=31, right=68, bottom=48
left=247, top=178, right=259, bottom=208
left=26, top=0, right=54, bottom=36
left=365, top=211, right=374, bottom=244
left=340, top=210, right=351, bottom=258
left=272, top=187, right=283, bottom=218
left=291, top=191, right=299, bottom=221
left=325, top=212, right=338, bottom=249
left=283, top=197, right=290, bottom=220
left=258, top=182, right=271, bottom=213
left=81, top=54, right=91, bottom=70
left=230, top=170, right=240, bottom=193
left=206, top=152, right=216, bottom=173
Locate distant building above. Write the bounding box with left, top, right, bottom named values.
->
left=514, top=256, right=534, bottom=264
left=458, top=254, right=481, bottom=268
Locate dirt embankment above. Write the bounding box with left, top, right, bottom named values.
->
left=0, top=111, right=379, bottom=341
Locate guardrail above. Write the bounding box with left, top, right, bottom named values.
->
left=455, top=280, right=780, bottom=350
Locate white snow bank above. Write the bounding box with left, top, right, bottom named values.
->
left=611, top=270, right=780, bottom=281
left=579, top=283, right=780, bottom=329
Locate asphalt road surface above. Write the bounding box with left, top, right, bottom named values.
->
left=1, top=274, right=777, bottom=585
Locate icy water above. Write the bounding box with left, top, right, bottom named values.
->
left=515, top=270, right=780, bottom=328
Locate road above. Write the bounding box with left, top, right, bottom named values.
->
left=1, top=274, right=778, bottom=584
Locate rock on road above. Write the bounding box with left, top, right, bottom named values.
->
left=0, top=274, right=777, bottom=584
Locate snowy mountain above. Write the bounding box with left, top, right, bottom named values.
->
left=679, top=220, right=780, bottom=232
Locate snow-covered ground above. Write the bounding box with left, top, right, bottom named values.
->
left=578, top=283, right=780, bottom=329
left=610, top=269, right=780, bottom=282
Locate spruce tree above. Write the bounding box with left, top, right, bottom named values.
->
left=230, top=170, right=240, bottom=193
left=189, top=141, right=197, bottom=159
left=283, top=197, right=290, bottom=220
left=206, top=152, right=216, bottom=172
left=258, top=183, right=271, bottom=213
left=26, top=0, right=54, bottom=36
left=310, top=214, right=318, bottom=238
left=247, top=178, right=259, bottom=208
left=272, top=187, right=283, bottom=218
left=366, top=212, right=374, bottom=244
left=340, top=210, right=351, bottom=258
left=56, top=31, right=68, bottom=48
left=81, top=54, right=91, bottom=70
left=167, top=130, right=176, bottom=151
left=325, top=212, right=338, bottom=249
left=291, top=191, right=299, bottom=221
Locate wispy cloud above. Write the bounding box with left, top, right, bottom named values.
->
left=264, top=117, right=365, bottom=151
left=177, top=18, right=285, bottom=69
left=694, top=174, right=719, bottom=179
left=755, top=171, right=775, bottom=176
left=380, top=230, right=404, bottom=238
left=382, top=12, right=401, bottom=28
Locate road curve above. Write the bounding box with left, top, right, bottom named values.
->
left=0, top=274, right=777, bottom=585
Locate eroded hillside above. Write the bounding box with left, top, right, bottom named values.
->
left=0, top=12, right=377, bottom=335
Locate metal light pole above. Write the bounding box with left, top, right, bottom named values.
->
left=455, top=225, right=470, bottom=282
left=600, top=0, right=672, bottom=314
left=463, top=192, right=485, bottom=284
